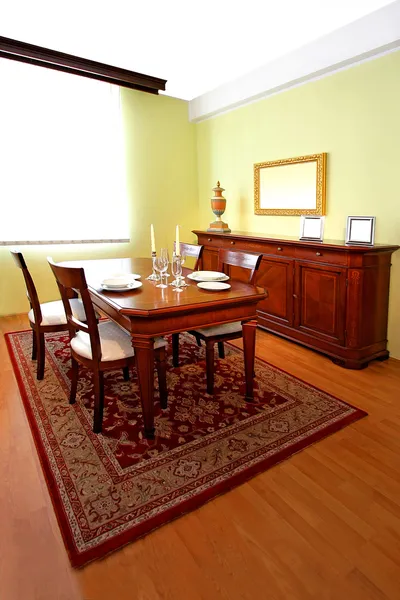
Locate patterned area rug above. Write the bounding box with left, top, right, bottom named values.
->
left=6, top=328, right=366, bottom=567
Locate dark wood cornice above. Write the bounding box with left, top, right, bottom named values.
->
left=0, top=36, right=167, bottom=94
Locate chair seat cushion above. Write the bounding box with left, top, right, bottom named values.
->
left=192, top=321, right=242, bottom=338
left=71, top=321, right=167, bottom=362
left=29, top=298, right=88, bottom=326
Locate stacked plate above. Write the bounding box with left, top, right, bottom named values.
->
left=100, top=274, right=142, bottom=292
left=187, top=271, right=229, bottom=282
left=187, top=271, right=231, bottom=291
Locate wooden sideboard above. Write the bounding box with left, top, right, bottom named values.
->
left=193, top=230, right=399, bottom=369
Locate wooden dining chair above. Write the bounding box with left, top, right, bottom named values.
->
left=173, top=241, right=204, bottom=270
left=10, top=250, right=91, bottom=380
left=48, top=259, right=168, bottom=433
left=173, top=248, right=263, bottom=394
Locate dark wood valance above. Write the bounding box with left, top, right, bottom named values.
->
left=0, top=36, right=167, bottom=94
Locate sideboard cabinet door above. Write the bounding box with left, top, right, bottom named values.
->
left=294, top=262, right=347, bottom=345
left=256, top=257, right=294, bottom=327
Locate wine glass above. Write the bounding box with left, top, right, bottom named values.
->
left=178, top=251, right=189, bottom=286
left=171, top=254, right=183, bottom=292
left=161, top=247, right=170, bottom=281
left=154, top=252, right=168, bottom=289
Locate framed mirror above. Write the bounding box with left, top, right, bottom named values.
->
left=254, top=153, right=326, bottom=216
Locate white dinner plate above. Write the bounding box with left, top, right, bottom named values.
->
left=101, top=274, right=141, bottom=287
left=197, top=281, right=231, bottom=291
left=101, top=281, right=142, bottom=292
left=187, top=271, right=229, bottom=282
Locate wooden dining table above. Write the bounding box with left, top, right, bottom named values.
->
left=62, top=257, right=267, bottom=438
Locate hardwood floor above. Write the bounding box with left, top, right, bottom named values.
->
left=1, top=314, right=400, bottom=600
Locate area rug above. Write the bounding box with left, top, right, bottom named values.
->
left=5, top=328, right=367, bottom=568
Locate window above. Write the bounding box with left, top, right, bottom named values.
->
left=0, top=58, right=130, bottom=244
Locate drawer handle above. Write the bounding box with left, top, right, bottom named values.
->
left=316, top=252, right=322, bottom=256
left=277, top=247, right=283, bottom=251
left=230, top=241, right=235, bottom=245
left=293, top=294, right=298, bottom=299
left=207, top=238, right=212, bottom=242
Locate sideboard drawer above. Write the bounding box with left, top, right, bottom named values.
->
left=267, top=243, right=293, bottom=256
left=199, top=235, right=295, bottom=257
left=295, top=247, right=348, bottom=265
left=201, top=235, right=238, bottom=248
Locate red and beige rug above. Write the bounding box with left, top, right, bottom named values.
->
left=6, top=328, right=366, bottom=567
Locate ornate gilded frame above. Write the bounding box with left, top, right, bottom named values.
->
left=254, top=153, right=327, bottom=216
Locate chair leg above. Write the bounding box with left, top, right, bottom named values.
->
left=217, top=341, right=225, bottom=359
left=122, top=366, right=130, bottom=381
left=93, top=371, right=105, bottom=434
left=206, top=341, right=215, bottom=395
left=194, top=333, right=202, bottom=347
left=36, top=332, right=45, bottom=380
left=172, top=333, right=180, bottom=368
left=70, top=357, right=79, bottom=404
left=156, top=347, right=168, bottom=409
left=31, top=330, right=37, bottom=360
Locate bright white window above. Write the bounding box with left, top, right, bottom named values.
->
left=0, top=58, right=130, bottom=244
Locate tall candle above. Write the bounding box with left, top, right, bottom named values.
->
left=175, top=225, right=180, bottom=255
left=150, top=224, right=156, bottom=253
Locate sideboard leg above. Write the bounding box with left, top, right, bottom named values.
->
left=331, top=352, right=390, bottom=369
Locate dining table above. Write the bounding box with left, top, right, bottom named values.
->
left=62, top=257, right=267, bottom=438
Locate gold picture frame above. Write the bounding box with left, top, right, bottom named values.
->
left=254, top=153, right=327, bottom=216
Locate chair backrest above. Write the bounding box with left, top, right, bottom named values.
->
left=217, top=249, right=263, bottom=284
left=47, top=258, right=102, bottom=362
left=10, top=250, right=43, bottom=325
left=173, top=242, right=204, bottom=270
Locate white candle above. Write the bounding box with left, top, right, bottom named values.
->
left=151, top=224, right=156, bottom=253
left=175, top=225, right=180, bottom=255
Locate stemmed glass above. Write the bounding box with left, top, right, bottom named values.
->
left=178, top=252, right=189, bottom=287
left=171, top=254, right=183, bottom=292
left=154, top=250, right=169, bottom=288
left=161, top=248, right=170, bottom=282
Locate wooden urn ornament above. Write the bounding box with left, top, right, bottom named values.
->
left=207, top=181, right=231, bottom=233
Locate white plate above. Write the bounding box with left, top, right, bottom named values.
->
left=101, top=281, right=142, bottom=292
left=101, top=274, right=141, bottom=287
left=197, top=281, right=231, bottom=291
left=187, top=271, right=229, bottom=282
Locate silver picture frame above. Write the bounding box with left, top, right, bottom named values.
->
left=299, top=215, right=325, bottom=242
left=345, top=216, right=376, bottom=246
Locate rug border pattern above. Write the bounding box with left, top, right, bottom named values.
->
left=5, top=329, right=367, bottom=568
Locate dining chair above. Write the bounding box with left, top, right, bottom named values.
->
left=10, top=250, right=91, bottom=380
left=48, top=259, right=168, bottom=433
left=171, top=242, right=204, bottom=362
left=172, top=248, right=263, bottom=394
left=173, top=241, right=204, bottom=270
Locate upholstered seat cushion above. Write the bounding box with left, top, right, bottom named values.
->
left=192, top=321, right=242, bottom=337
left=29, top=298, right=88, bottom=326
left=71, top=321, right=167, bottom=362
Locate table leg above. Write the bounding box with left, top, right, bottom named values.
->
left=132, top=337, right=155, bottom=439
left=242, top=319, right=257, bottom=401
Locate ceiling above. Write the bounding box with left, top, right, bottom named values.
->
left=1, top=0, right=395, bottom=100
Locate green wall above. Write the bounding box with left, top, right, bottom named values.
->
left=196, top=50, right=400, bottom=358
left=0, top=90, right=199, bottom=316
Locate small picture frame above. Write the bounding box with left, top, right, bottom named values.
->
left=299, top=215, right=325, bottom=241
left=345, top=216, right=376, bottom=246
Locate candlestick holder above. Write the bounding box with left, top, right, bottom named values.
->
left=146, top=251, right=160, bottom=281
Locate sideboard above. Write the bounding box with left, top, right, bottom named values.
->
left=193, top=230, right=399, bottom=369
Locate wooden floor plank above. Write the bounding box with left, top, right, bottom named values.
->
left=1, top=315, right=400, bottom=599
